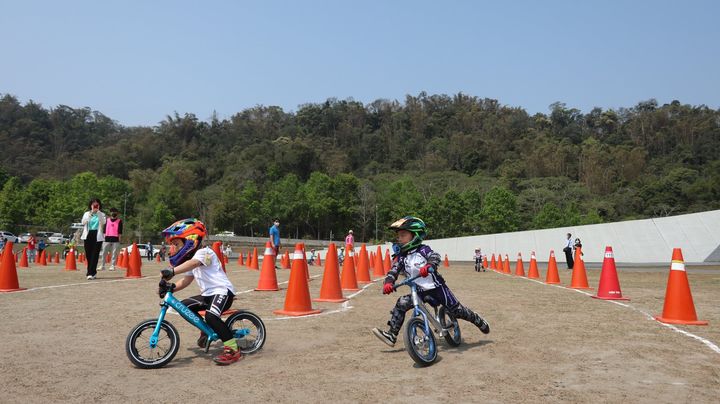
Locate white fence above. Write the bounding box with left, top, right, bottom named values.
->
left=320, top=210, right=720, bottom=264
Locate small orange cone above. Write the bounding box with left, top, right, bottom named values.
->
left=592, top=246, right=629, bottom=300
left=0, top=242, right=25, bottom=292
left=64, top=250, right=77, bottom=271
left=54, top=251, right=60, bottom=264
left=255, top=242, right=279, bottom=291
left=245, top=249, right=252, bottom=268
left=249, top=247, right=259, bottom=270
left=383, top=249, right=391, bottom=274
left=340, top=243, right=359, bottom=291
left=314, top=243, right=347, bottom=303
left=117, top=250, right=126, bottom=268
left=155, top=253, right=161, bottom=263
left=274, top=243, right=322, bottom=316
left=212, top=242, right=226, bottom=273
left=496, top=254, right=503, bottom=273
left=237, top=252, right=243, bottom=266
left=503, top=254, right=511, bottom=274
left=356, top=244, right=372, bottom=284
left=282, top=250, right=291, bottom=269
left=19, top=248, right=29, bottom=268
left=372, top=246, right=385, bottom=278
left=515, top=253, right=525, bottom=277
left=569, top=247, right=591, bottom=289
left=545, top=250, right=560, bottom=284
left=315, top=253, right=321, bottom=266
left=482, top=255, right=488, bottom=269
left=125, top=242, right=143, bottom=278
left=39, top=250, right=47, bottom=266
left=300, top=243, right=310, bottom=281
left=655, top=248, right=708, bottom=325
left=527, top=251, right=540, bottom=279
left=444, top=254, right=450, bottom=267
left=490, top=253, right=496, bottom=270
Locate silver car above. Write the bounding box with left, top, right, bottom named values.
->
left=0, top=231, right=18, bottom=243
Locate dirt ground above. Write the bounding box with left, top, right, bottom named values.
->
left=1, top=258, right=718, bottom=403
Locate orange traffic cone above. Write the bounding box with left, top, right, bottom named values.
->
left=125, top=242, right=143, bottom=278
left=515, top=253, right=525, bottom=277
left=282, top=250, right=291, bottom=269
left=496, top=254, right=503, bottom=273
left=155, top=253, right=161, bottom=263
left=592, top=246, right=629, bottom=300
left=54, top=251, right=60, bottom=264
left=314, top=243, right=347, bottom=303
left=372, top=246, right=384, bottom=278
left=19, top=248, right=29, bottom=268
left=340, top=243, right=359, bottom=291
left=212, top=242, right=226, bottom=273
left=255, top=242, right=279, bottom=291
left=482, top=255, right=488, bottom=269
left=39, top=250, right=47, bottom=266
left=106, top=253, right=111, bottom=263
left=655, top=248, right=708, bottom=325
left=118, top=250, right=126, bottom=268
left=237, top=252, right=243, bottom=266
left=569, top=247, right=591, bottom=289
left=300, top=243, right=311, bottom=281
left=490, top=253, right=496, bottom=270
left=527, top=251, right=540, bottom=279
left=356, top=244, right=372, bottom=284
left=503, top=254, right=511, bottom=274
left=444, top=254, right=450, bottom=267
left=273, top=243, right=322, bottom=316
left=315, top=253, right=321, bottom=266
left=64, top=250, right=77, bottom=271
left=249, top=247, right=259, bottom=270
left=545, top=250, right=560, bottom=284
left=0, top=242, right=25, bottom=292
left=383, top=249, right=391, bottom=274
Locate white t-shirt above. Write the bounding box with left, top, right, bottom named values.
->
left=185, top=247, right=235, bottom=296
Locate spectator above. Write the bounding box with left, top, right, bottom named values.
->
left=38, top=238, right=47, bottom=259
left=100, top=207, right=123, bottom=271
left=81, top=198, right=106, bottom=280
left=269, top=219, right=281, bottom=268
left=63, top=240, right=70, bottom=259
left=345, top=230, right=354, bottom=247
left=146, top=241, right=154, bottom=261
left=27, top=234, right=37, bottom=263
left=574, top=237, right=583, bottom=257
left=159, top=241, right=167, bottom=261
left=563, top=233, right=574, bottom=270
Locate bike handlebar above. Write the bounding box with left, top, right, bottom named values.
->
left=392, top=268, right=434, bottom=291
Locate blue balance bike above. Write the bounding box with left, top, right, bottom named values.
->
left=393, top=273, right=462, bottom=366
left=126, top=282, right=266, bottom=369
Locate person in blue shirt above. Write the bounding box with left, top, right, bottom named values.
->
left=269, top=219, right=281, bottom=268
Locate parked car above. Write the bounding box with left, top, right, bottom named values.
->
left=0, top=231, right=18, bottom=243
left=124, top=244, right=160, bottom=259
left=213, top=231, right=236, bottom=237
left=36, top=231, right=54, bottom=241
left=48, top=233, right=69, bottom=244
left=18, top=233, right=32, bottom=243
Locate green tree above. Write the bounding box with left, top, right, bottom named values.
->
left=479, top=186, right=520, bottom=233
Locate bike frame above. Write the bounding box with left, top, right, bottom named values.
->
left=149, top=291, right=217, bottom=348
left=396, top=275, right=451, bottom=338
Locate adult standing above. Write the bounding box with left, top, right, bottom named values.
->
left=269, top=219, right=281, bottom=268
left=100, top=207, right=123, bottom=271
left=563, top=233, right=574, bottom=270
left=345, top=230, right=354, bottom=247
left=81, top=198, right=106, bottom=280
left=146, top=241, right=154, bottom=261
left=27, top=234, right=37, bottom=263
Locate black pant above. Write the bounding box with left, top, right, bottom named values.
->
left=564, top=248, right=574, bottom=269
left=182, top=292, right=235, bottom=341
left=84, top=230, right=103, bottom=276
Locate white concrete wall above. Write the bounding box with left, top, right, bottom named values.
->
left=322, top=210, right=720, bottom=264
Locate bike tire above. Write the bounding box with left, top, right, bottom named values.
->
left=404, top=317, right=437, bottom=366
left=225, top=311, right=266, bottom=354
left=438, top=306, right=462, bottom=346
left=126, top=319, right=180, bottom=369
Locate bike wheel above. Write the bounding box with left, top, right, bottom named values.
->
left=404, top=317, right=437, bottom=366
left=226, top=311, right=266, bottom=354
left=438, top=306, right=462, bottom=346
left=126, top=319, right=179, bottom=369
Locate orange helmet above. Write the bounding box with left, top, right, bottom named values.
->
left=161, top=218, right=206, bottom=266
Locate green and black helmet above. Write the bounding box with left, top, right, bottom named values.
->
left=389, top=216, right=427, bottom=253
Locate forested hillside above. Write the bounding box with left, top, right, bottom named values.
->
left=0, top=92, right=718, bottom=242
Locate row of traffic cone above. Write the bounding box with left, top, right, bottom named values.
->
left=488, top=247, right=707, bottom=326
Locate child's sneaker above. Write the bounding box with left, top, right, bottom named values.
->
left=213, top=346, right=241, bottom=365
left=372, top=328, right=397, bottom=347
left=474, top=316, right=490, bottom=334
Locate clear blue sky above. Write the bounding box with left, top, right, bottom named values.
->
left=1, top=0, right=718, bottom=126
